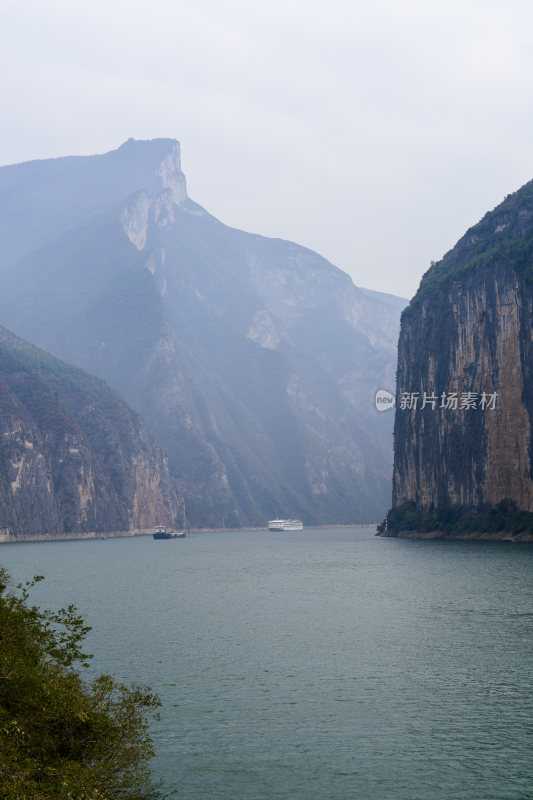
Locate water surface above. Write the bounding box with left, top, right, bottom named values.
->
left=2, top=527, right=532, bottom=800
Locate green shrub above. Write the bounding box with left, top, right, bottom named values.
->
left=0, top=569, right=168, bottom=799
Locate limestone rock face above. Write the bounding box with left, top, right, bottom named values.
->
left=0, top=326, right=180, bottom=539
left=393, top=180, right=533, bottom=513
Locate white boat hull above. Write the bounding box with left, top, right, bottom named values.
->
left=268, top=519, right=303, bottom=531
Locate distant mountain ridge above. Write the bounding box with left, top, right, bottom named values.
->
left=0, top=138, right=404, bottom=527
left=0, top=325, right=179, bottom=540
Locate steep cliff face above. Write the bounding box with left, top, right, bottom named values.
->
left=0, top=326, right=179, bottom=539
left=391, top=179, right=533, bottom=533
left=0, top=138, right=404, bottom=527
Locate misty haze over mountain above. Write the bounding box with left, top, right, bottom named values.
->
left=0, top=138, right=405, bottom=527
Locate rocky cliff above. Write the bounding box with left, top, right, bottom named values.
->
left=387, top=179, right=533, bottom=539
left=0, top=326, right=179, bottom=540
left=0, top=138, right=404, bottom=527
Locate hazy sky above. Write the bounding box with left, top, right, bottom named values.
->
left=2, top=0, right=533, bottom=298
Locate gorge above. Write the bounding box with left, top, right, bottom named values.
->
left=0, top=138, right=404, bottom=529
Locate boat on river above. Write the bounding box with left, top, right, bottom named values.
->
left=153, top=525, right=186, bottom=539
left=268, top=519, right=304, bottom=531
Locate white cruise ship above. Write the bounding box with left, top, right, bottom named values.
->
left=268, top=518, right=304, bottom=531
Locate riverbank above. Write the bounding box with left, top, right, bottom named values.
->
left=0, top=530, right=137, bottom=544
left=377, top=529, right=533, bottom=543
left=0, top=523, right=377, bottom=544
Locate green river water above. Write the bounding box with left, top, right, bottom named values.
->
left=2, top=526, right=532, bottom=799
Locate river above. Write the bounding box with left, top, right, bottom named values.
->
left=1, top=527, right=532, bottom=800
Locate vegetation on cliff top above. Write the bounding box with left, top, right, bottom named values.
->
left=405, top=179, right=533, bottom=316
left=0, top=569, right=168, bottom=799
left=378, top=499, right=533, bottom=538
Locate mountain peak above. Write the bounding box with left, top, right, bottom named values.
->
left=117, top=139, right=188, bottom=250
left=113, top=137, right=187, bottom=202
left=117, top=136, right=181, bottom=156
left=0, top=137, right=189, bottom=262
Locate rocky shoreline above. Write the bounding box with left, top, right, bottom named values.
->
left=0, top=530, right=139, bottom=544
left=377, top=529, right=533, bottom=543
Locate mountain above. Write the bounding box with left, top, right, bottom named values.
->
left=0, top=325, right=179, bottom=540
left=0, top=138, right=403, bottom=527
left=383, top=178, right=533, bottom=540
